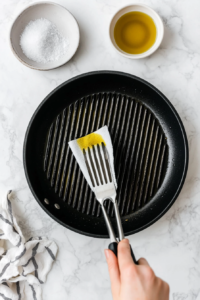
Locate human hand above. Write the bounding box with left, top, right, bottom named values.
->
left=105, top=239, right=169, bottom=300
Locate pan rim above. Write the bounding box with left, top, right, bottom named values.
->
left=23, top=70, right=189, bottom=238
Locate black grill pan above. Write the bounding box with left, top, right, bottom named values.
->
left=23, top=71, right=188, bottom=238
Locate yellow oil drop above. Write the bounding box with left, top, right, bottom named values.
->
left=77, top=133, right=106, bottom=150
left=114, top=11, right=157, bottom=54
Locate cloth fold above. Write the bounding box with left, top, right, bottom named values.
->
left=0, top=190, right=57, bottom=300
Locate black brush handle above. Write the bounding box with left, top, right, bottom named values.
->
left=108, top=242, right=138, bottom=264
left=130, top=245, right=138, bottom=265
left=108, top=242, right=118, bottom=257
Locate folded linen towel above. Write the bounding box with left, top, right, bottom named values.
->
left=0, top=190, right=57, bottom=300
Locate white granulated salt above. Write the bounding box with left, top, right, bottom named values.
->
left=20, top=18, right=69, bottom=63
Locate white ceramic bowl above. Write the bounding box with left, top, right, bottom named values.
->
left=109, top=4, right=164, bottom=59
left=10, top=2, right=80, bottom=70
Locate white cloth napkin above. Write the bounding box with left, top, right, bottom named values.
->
left=0, top=190, right=57, bottom=300
left=68, top=125, right=117, bottom=190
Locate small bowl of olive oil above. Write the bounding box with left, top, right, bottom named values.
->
left=109, top=4, right=164, bottom=59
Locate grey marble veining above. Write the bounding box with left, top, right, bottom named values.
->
left=0, top=0, right=200, bottom=299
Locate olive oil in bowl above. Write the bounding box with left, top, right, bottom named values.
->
left=114, top=11, right=157, bottom=55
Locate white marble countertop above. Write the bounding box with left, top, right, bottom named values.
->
left=0, top=0, right=200, bottom=299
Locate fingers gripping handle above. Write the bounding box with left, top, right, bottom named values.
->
left=108, top=242, right=138, bottom=264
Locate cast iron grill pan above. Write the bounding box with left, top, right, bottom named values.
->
left=44, top=93, right=168, bottom=218
left=23, top=71, right=188, bottom=238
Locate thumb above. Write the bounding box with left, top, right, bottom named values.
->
left=138, top=257, right=150, bottom=266
left=105, top=249, right=120, bottom=293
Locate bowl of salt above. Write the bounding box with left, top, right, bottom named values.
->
left=10, top=2, right=80, bottom=70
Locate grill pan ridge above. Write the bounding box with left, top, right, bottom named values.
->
left=23, top=71, right=188, bottom=238
left=44, top=93, right=168, bottom=218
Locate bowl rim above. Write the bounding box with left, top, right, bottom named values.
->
left=9, top=1, right=80, bottom=71
left=109, top=3, right=164, bottom=59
